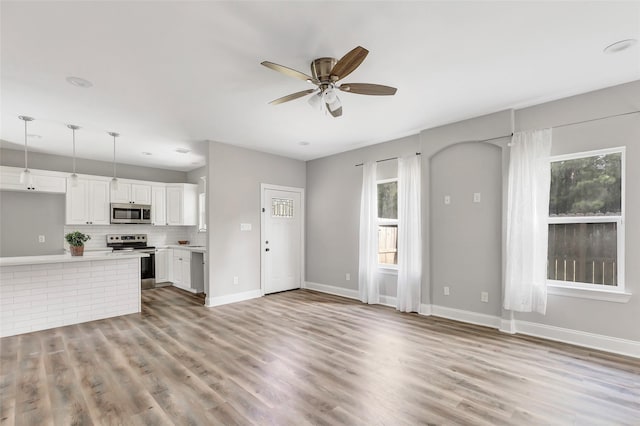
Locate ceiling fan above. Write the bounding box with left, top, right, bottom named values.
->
left=261, top=46, right=397, bottom=118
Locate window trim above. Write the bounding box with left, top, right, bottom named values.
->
left=377, top=178, right=398, bottom=269
left=547, top=146, right=626, bottom=295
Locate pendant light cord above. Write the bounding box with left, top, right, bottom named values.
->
left=23, top=119, right=28, bottom=170
left=113, top=134, right=116, bottom=179
left=72, top=128, right=77, bottom=174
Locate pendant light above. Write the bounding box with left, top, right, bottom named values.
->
left=67, top=124, right=80, bottom=187
left=18, top=115, right=34, bottom=185
left=108, top=131, right=119, bottom=190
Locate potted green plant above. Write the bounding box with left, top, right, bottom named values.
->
left=65, top=231, right=91, bottom=256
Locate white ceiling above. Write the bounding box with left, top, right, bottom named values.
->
left=1, top=1, right=639, bottom=171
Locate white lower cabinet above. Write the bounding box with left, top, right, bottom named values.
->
left=171, top=249, right=193, bottom=292
left=155, top=248, right=169, bottom=283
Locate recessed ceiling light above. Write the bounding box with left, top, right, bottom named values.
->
left=298, top=141, right=310, bottom=146
left=142, top=152, right=152, bottom=156
left=175, top=148, right=191, bottom=154
left=66, top=76, right=93, bottom=88
left=603, top=39, right=638, bottom=54
left=27, top=134, right=42, bottom=139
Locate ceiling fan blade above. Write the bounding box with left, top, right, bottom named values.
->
left=261, top=61, right=318, bottom=83
left=329, top=46, right=369, bottom=81
left=269, top=89, right=315, bottom=105
left=326, top=104, right=343, bottom=118
left=339, top=83, right=397, bottom=96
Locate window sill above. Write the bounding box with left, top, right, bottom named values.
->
left=547, top=283, right=631, bottom=303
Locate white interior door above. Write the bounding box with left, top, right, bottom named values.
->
left=262, top=186, right=303, bottom=294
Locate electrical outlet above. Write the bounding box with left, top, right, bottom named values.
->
left=233, top=276, right=239, bottom=285
left=481, top=291, right=489, bottom=303
left=38, top=235, right=45, bottom=243
left=473, top=192, right=481, bottom=203
left=345, top=273, right=351, bottom=281
left=240, top=223, right=252, bottom=231
left=444, top=195, right=451, bottom=205
left=444, top=286, right=450, bottom=296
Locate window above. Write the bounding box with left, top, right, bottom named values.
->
left=378, top=179, right=398, bottom=267
left=547, top=147, right=624, bottom=291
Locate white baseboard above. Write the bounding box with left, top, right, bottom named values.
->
left=515, top=320, right=640, bottom=358
left=431, top=305, right=502, bottom=329
left=205, top=289, right=262, bottom=307
left=304, top=281, right=398, bottom=308
left=303, top=281, right=640, bottom=359
left=304, top=281, right=359, bottom=300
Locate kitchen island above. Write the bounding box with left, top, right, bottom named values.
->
left=0, top=251, right=148, bottom=337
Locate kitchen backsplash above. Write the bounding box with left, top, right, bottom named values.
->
left=63, top=225, right=203, bottom=250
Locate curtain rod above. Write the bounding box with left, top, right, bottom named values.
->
left=552, top=109, right=639, bottom=130
left=354, top=109, right=639, bottom=166
left=355, top=152, right=421, bottom=167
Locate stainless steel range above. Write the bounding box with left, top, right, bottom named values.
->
left=107, top=234, right=156, bottom=289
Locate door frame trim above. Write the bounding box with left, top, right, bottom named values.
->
left=260, top=183, right=305, bottom=295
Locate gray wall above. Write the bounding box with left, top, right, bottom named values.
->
left=0, top=148, right=188, bottom=182
left=430, top=142, right=502, bottom=315
left=305, top=80, right=639, bottom=343
left=206, top=141, right=306, bottom=299
left=305, top=134, right=419, bottom=295
left=513, top=81, right=640, bottom=341
left=0, top=191, right=65, bottom=256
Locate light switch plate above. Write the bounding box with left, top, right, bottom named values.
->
left=444, top=195, right=451, bottom=205
left=240, top=223, right=252, bottom=231
left=473, top=192, right=481, bottom=203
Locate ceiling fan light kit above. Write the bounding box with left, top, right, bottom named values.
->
left=262, top=46, right=397, bottom=118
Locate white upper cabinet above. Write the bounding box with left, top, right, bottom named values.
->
left=66, top=178, right=110, bottom=225
left=166, top=183, right=197, bottom=226
left=0, top=166, right=66, bottom=193
left=110, top=182, right=151, bottom=204
left=151, top=184, right=167, bottom=226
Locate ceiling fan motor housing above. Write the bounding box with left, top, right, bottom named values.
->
left=311, top=57, right=338, bottom=83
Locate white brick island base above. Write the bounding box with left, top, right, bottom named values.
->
left=0, top=255, right=143, bottom=337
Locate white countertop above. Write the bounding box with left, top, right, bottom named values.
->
left=0, top=251, right=149, bottom=267
left=164, top=245, right=207, bottom=253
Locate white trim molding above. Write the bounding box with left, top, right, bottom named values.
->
left=431, top=305, right=502, bottom=329
left=305, top=282, right=639, bottom=358
left=547, top=285, right=632, bottom=303
left=515, top=320, right=640, bottom=359
left=304, top=281, right=359, bottom=300
left=205, top=289, right=262, bottom=307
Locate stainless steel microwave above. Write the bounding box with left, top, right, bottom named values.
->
left=110, top=203, right=152, bottom=224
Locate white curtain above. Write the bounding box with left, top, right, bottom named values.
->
left=504, top=129, right=552, bottom=314
left=358, top=161, right=380, bottom=304
left=396, top=155, right=422, bottom=312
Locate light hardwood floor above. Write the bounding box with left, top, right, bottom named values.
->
left=1, top=287, right=639, bottom=425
